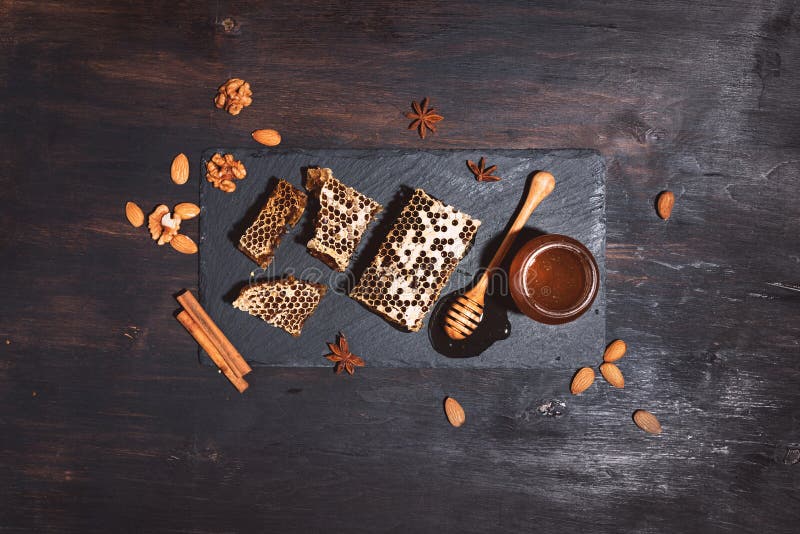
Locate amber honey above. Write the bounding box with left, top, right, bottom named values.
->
left=509, top=234, right=599, bottom=325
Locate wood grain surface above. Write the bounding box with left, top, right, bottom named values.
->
left=1, top=1, right=798, bottom=532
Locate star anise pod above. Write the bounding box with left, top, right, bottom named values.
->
left=406, top=97, right=443, bottom=139
left=467, top=157, right=501, bottom=182
left=325, top=332, right=365, bottom=375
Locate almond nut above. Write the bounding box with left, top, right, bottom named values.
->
left=657, top=190, right=675, bottom=220
left=570, top=367, right=595, bottom=395
left=603, top=339, right=627, bottom=362
left=171, top=153, right=190, bottom=185
left=251, top=129, right=281, bottom=146
left=633, top=410, right=662, bottom=434
left=600, top=362, right=625, bottom=388
left=174, top=202, right=200, bottom=220
left=170, top=234, right=198, bottom=254
left=444, top=397, right=465, bottom=427
left=125, top=201, right=144, bottom=227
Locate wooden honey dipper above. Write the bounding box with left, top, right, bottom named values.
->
left=443, top=171, right=556, bottom=340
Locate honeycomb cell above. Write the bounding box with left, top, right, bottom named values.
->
left=238, top=180, right=307, bottom=268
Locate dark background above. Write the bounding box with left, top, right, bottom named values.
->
left=1, top=1, right=798, bottom=532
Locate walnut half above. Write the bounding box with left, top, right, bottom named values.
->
left=214, top=78, right=252, bottom=116
left=148, top=204, right=182, bottom=245
left=206, top=153, right=247, bottom=193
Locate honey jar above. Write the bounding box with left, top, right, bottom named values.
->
left=509, top=234, right=599, bottom=325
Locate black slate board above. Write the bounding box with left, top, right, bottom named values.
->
left=199, top=149, right=605, bottom=368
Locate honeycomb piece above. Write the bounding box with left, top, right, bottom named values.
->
left=232, top=276, right=328, bottom=337
left=238, top=180, right=307, bottom=268
left=350, top=188, right=481, bottom=332
left=304, top=167, right=383, bottom=271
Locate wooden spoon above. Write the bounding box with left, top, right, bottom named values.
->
left=443, top=171, right=556, bottom=340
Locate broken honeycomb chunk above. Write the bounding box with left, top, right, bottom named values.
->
left=232, top=276, right=327, bottom=337
left=350, top=188, right=481, bottom=332
left=238, top=180, right=307, bottom=268
left=304, top=167, right=383, bottom=271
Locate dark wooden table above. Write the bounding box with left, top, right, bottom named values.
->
left=2, top=1, right=798, bottom=532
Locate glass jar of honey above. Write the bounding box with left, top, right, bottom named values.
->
left=508, top=234, right=599, bottom=325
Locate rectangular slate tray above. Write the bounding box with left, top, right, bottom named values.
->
left=199, top=149, right=605, bottom=369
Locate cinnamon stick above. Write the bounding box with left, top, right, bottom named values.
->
left=176, top=290, right=252, bottom=377
left=176, top=311, right=248, bottom=393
